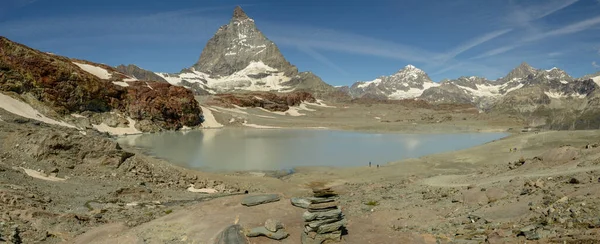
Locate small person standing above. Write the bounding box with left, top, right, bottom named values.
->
left=369, top=161, right=372, bottom=167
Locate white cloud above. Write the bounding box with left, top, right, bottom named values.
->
left=593, top=61, right=600, bottom=68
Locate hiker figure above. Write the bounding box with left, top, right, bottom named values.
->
left=377, top=164, right=379, bottom=168
left=369, top=161, right=371, bottom=167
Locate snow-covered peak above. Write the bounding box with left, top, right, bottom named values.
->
left=546, top=67, right=558, bottom=72
left=592, top=75, right=600, bottom=86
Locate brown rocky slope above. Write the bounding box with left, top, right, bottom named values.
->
left=0, top=36, right=203, bottom=131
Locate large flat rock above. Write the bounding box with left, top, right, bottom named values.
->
left=241, top=194, right=280, bottom=206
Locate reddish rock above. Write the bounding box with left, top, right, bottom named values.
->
left=124, top=82, right=203, bottom=130
left=0, top=36, right=203, bottom=131
left=208, top=91, right=316, bottom=112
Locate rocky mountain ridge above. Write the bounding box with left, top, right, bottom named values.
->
left=347, top=62, right=598, bottom=108
left=345, top=61, right=600, bottom=129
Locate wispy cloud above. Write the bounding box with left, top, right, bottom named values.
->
left=593, top=61, right=600, bottom=68
left=268, top=27, right=439, bottom=64
left=435, top=0, right=580, bottom=75
left=471, top=15, right=600, bottom=60
left=295, top=45, right=350, bottom=76
left=548, top=52, right=563, bottom=57
left=436, top=28, right=513, bottom=62
left=504, top=0, right=579, bottom=28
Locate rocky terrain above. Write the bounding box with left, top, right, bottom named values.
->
left=27, top=123, right=596, bottom=244
left=0, top=36, right=203, bottom=133
left=0, top=109, right=251, bottom=243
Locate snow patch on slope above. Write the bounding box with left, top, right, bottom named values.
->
left=544, top=91, right=566, bottom=99
left=92, top=117, right=141, bottom=136
left=592, top=76, right=600, bottom=86
left=388, top=82, right=440, bottom=99
left=73, top=62, right=112, bottom=80
left=155, top=61, right=291, bottom=93
left=357, top=78, right=381, bottom=89
left=242, top=120, right=281, bottom=129
left=0, top=93, right=76, bottom=128
left=200, top=106, right=224, bottom=128
left=112, top=81, right=129, bottom=87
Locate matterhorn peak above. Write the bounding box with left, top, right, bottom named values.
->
left=232, top=6, right=249, bottom=20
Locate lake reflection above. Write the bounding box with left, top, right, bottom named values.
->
left=116, top=129, right=506, bottom=172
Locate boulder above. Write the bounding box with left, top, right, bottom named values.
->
left=214, top=225, right=248, bottom=244
left=241, top=194, right=280, bottom=206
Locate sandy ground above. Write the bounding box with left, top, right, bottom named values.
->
left=1, top=99, right=599, bottom=243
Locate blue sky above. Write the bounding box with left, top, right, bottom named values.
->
left=2, top=0, right=600, bottom=85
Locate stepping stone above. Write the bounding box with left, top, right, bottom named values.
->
left=214, top=225, right=248, bottom=244
left=246, top=226, right=289, bottom=240
left=241, top=194, right=280, bottom=206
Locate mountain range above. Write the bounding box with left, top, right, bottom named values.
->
left=71, top=6, right=600, bottom=129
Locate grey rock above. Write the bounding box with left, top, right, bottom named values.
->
left=264, top=218, right=283, bottom=232
left=301, top=230, right=341, bottom=244
left=241, top=194, right=280, bottom=206
left=308, top=201, right=338, bottom=211
left=246, top=226, right=289, bottom=240
left=291, top=197, right=310, bottom=209
left=302, top=208, right=342, bottom=221
left=214, top=225, right=247, bottom=244
left=306, top=196, right=336, bottom=204
left=114, top=64, right=168, bottom=82
left=316, top=219, right=346, bottom=234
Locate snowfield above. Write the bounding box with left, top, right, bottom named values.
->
left=73, top=62, right=112, bottom=80
left=156, top=61, right=292, bottom=93
left=0, top=93, right=76, bottom=128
